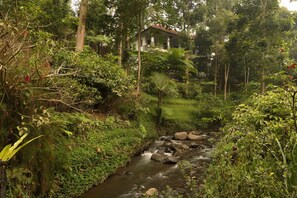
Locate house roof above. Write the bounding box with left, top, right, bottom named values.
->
left=148, top=25, right=179, bottom=35
left=140, top=25, right=179, bottom=36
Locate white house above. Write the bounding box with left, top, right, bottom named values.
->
left=133, top=25, right=180, bottom=51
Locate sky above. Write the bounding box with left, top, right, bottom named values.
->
left=280, top=0, right=297, bottom=11
left=71, top=0, right=297, bottom=12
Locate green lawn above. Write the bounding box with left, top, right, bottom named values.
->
left=148, top=96, right=198, bottom=121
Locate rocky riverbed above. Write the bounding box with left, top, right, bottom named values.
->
left=81, top=130, right=217, bottom=198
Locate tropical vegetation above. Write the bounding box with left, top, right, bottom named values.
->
left=0, top=0, right=296, bottom=197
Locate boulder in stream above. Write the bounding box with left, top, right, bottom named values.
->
left=174, top=132, right=188, bottom=140
left=170, top=140, right=189, bottom=150
left=151, top=153, right=165, bottom=162
left=189, top=142, right=199, bottom=148
left=144, top=188, right=158, bottom=196
left=163, top=156, right=179, bottom=164
left=174, top=149, right=183, bottom=157
left=160, top=136, right=173, bottom=141
left=156, top=150, right=165, bottom=155
left=188, top=132, right=204, bottom=141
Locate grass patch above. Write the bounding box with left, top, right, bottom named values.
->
left=162, top=98, right=198, bottom=121
left=146, top=95, right=199, bottom=132
left=148, top=96, right=198, bottom=121
left=52, top=113, right=151, bottom=197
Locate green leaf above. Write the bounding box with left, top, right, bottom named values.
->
left=0, top=144, right=11, bottom=159
left=1, top=134, right=43, bottom=162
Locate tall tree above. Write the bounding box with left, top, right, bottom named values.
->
left=205, top=0, right=234, bottom=96
left=75, top=0, right=88, bottom=52
left=0, top=0, right=74, bottom=40
left=226, top=0, right=293, bottom=94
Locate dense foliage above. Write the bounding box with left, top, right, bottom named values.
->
left=204, top=87, right=297, bottom=197
left=0, top=0, right=297, bottom=197
left=53, top=50, right=134, bottom=103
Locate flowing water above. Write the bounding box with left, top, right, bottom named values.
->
left=81, top=133, right=214, bottom=198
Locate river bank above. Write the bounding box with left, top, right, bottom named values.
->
left=46, top=112, right=157, bottom=198
left=81, top=130, right=217, bottom=198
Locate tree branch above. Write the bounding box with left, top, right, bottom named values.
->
left=38, top=98, right=85, bottom=113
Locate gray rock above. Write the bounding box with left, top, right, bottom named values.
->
left=164, top=147, right=174, bottom=153
left=156, top=150, right=165, bottom=155
left=189, top=142, right=199, bottom=148
left=163, top=141, right=176, bottom=152
left=163, top=141, right=172, bottom=147
left=160, top=136, right=173, bottom=141
left=151, top=153, right=165, bottom=162
left=145, top=188, right=158, bottom=196
left=163, top=156, right=179, bottom=164
left=174, top=132, right=188, bottom=140
left=171, top=140, right=189, bottom=150
left=174, top=149, right=183, bottom=157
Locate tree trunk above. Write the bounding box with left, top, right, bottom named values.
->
left=247, top=67, right=250, bottom=85
left=214, top=54, right=218, bottom=97
left=0, top=161, right=7, bottom=198
left=244, top=67, right=250, bottom=91
left=261, top=67, right=265, bottom=94
left=224, top=64, right=230, bottom=101
left=125, top=35, right=130, bottom=74
left=118, top=39, right=123, bottom=67
left=75, top=0, right=88, bottom=52
left=157, top=91, right=163, bottom=135
left=118, top=23, right=123, bottom=67
left=157, top=91, right=162, bottom=109
left=136, top=14, right=142, bottom=94
left=185, top=53, right=189, bottom=97
left=185, top=68, right=189, bottom=97
left=244, top=68, right=247, bottom=91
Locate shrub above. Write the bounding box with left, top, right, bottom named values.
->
left=204, top=87, right=297, bottom=197
left=53, top=50, right=134, bottom=104
left=177, top=82, right=202, bottom=99
left=193, top=94, right=234, bottom=129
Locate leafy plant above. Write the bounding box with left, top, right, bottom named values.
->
left=53, top=113, right=149, bottom=197
left=0, top=134, right=42, bottom=163
left=204, top=87, right=297, bottom=197
left=53, top=50, right=134, bottom=103
left=194, top=94, right=234, bottom=128
left=0, top=134, right=42, bottom=198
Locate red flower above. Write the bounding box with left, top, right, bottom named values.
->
left=24, top=75, right=31, bottom=83
left=279, top=48, right=285, bottom=53
left=287, top=63, right=297, bottom=70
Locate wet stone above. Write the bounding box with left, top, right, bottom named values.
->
left=163, top=156, right=179, bottom=164
left=174, top=132, right=188, bottom=140
left=151, top=153, right=165, bottom=162
left=188, top=132, right=204, bottom=141
left=189, top=142, right=199, bottom=148
left=170, top=140, right=189, bottom=150
left=160, top=136, right=173, bottom=141
left=156, top=150, right=165, bottom=155
left=144, top=188, right=158, bottom=196
left=164, top=147, right=174, bottom=153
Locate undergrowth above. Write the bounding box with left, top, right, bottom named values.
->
left=204, top=87, right=297, bottom=197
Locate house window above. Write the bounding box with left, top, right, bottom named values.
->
left=147, top=40, right=151, bottom=45
left=163, top=42, right=167, bottom=49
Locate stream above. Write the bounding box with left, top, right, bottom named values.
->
left=81, top=131, right=216, bottom=198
